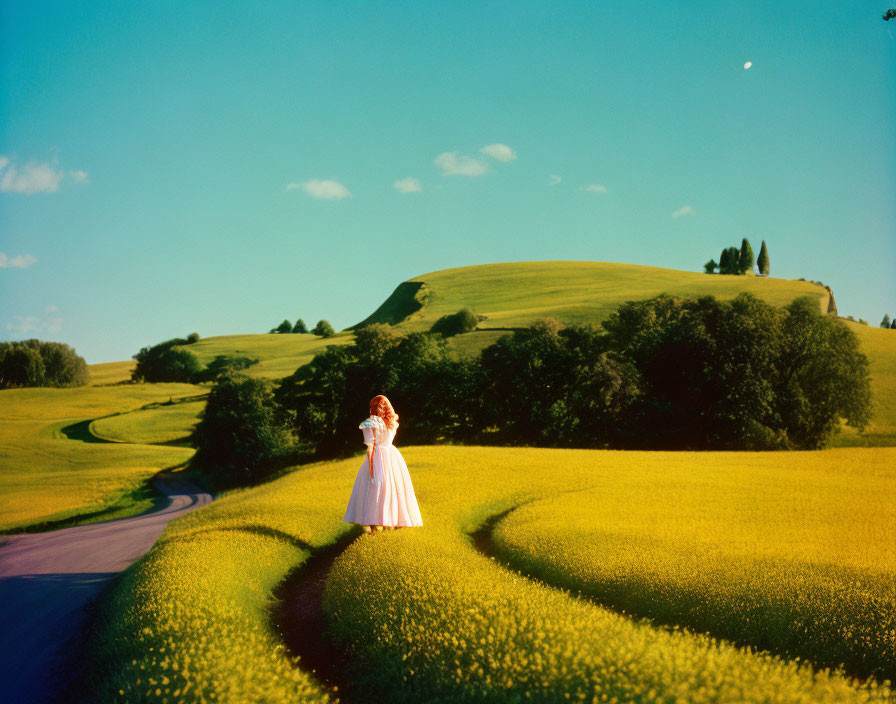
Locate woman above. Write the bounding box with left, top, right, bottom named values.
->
left=343, top=395, right=423, bottom=532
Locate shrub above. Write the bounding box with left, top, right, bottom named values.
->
left=192, top=371, right=294, bottom=488
left=0, top=339, right=89, bottom=388
left=187, top=332, right=200, bottom=343
left=311, top=319, right=336, bottom=338
left=429, top=307, right=479, bottom=337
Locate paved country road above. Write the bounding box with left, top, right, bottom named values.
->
left=0, top=474, right=212, bottom=704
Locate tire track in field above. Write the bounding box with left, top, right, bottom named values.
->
left=469, top=504, right=892, bottom=689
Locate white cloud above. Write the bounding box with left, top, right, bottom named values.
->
left=548, top=174, right=562, bottom=186
left=0, top=252, right=38, bottom=268
left=6, top=314, right=62, bottom=334
left=45, top=304, right=58, bottom=313
left=672, top=205, right=696, bottom=218
left=434, top=152, right=489, bottom=176
left=0, top=155, right=87, bottom=194
left=580, top=183, right=608, bottom=194
left=1, top=161, right=64, bottom=194
left=288, top=179, right=351, bottom=199
left=480, top=143, right=517, bottom=162
left=394, top=177, right=422, bottom=193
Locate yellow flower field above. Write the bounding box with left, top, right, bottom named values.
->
left=83, top=445, right=896, bottom=703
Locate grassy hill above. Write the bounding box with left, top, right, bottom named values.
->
left=357, top=261, right=832, bottom=332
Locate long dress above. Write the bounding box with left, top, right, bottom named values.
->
left=343, top=415, right=423, bottom=527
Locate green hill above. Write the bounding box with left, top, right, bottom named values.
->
left=357, top=261, right=833, bottom=332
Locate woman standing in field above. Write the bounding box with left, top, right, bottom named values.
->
left=343, top=395, right=423, bottom=532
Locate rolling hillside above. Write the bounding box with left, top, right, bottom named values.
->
left=355, top=261, right=833, bottom=331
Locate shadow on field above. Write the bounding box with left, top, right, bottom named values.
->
left=273, top=528, right=363, bottom=703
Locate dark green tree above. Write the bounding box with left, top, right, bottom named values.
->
left=292, top=318, right=308, bottom=334
left=187, top=332, right=200, bottom=343
left=192, top=371, right=294, bottom=488
left=884, top=9, right=896, bottom=20
left=719, top=246, right=740, bottom=274
left=273, top=319, right=292, bottom=334
left=738, top=238, right=755, bottom=274
left=703, top=259, right=718, bottom=274
left=756, top=240, right=770, bottom=276
left=312, top=320, right=336, bottom=338
left=131, top=338, right=202, bottom=383
left=882, top=314, right=892, bottom=329
left=892, top=319, right=896, bottom=330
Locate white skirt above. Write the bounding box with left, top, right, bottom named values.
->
left=343, top=444, right=423, bottom=527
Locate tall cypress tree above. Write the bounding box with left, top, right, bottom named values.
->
left=756, top=240, right=770, bottom=276
left=738, top=238, right=755, bottom=274
left=882, top=314, right=892, bottom=329
left=719, top=248, right=731, bottom=274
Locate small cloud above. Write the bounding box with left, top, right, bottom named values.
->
left=6, top=314, right=62, bottom=334
left=0, top=252, right=38, bottom=268
left=288, top=179, right=351, bottom=200
left=45, top=304, right=58, bottom=313
left=1, top=161, right=64, bottom=194
left=434, top=152, right=489, bottom=176
left=548, top=174, right=562, bottom=186
left=672, top=205, right=696, bottom=218
left=480, top=143, right=517, bottom=162
left=0, top=154, right=87, bottom=194
left=580, top=184, right=608, bottom=194
left=394, top=177, right=422, bottom=193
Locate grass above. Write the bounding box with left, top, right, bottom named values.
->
left=367, top=261, right=831, bottom=332
left=83, top=445, right=896, bottom=703
left=0, top=380, right=198, bottom=532
left=171, top=331, right=353, bottom=379
left=90, top=399, right=206, bottom=445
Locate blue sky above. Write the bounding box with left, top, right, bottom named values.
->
left=1, top=1, right=894, bottom=364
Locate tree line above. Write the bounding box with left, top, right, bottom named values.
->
left=269, top=317, right=335, bottom=337
left=0, top=339, right=89, bottom=388
left=193, top=293, right=872, bottom=487
left=705, top=238, right=769, bottom=276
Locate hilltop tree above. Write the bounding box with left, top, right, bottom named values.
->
left=719, top=246, right=740, bottom=275
left=272, top=319, right=292, bottom=334
left=738, top=238, right=755, bottom=274
left=703, top=259, right=718, bottom=274
left=292, top=318, right=308, bottom=334
left=756, top=240, right=770, bottom=276
left=882, top=314, right=892, bottom=329
left=312, top=319, right=336, bottom=338
left=892, top=319, right=896, bottom=330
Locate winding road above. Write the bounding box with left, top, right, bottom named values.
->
left=0, top=473, right=211, bottom=704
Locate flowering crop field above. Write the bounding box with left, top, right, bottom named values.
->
left=83, top=445, right=896, bottom=703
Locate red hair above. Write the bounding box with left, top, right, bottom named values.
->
left=369, top=395, right=399, bottom=428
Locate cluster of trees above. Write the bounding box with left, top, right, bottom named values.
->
left=705, top=238, right=769, bottom=276
left=192, top=292, right=872, bottom=486
left=131, top=333, right=258, bottom=384
left=881, top=315, right=896, bottom=329
left=0, top=339, right=89, bottom=388
left=269, top=318, right=335, bottom=337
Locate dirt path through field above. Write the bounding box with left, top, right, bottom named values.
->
left=0, top=473, right=211, bottom=704
left=274, top=529, right=363, bottom=702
